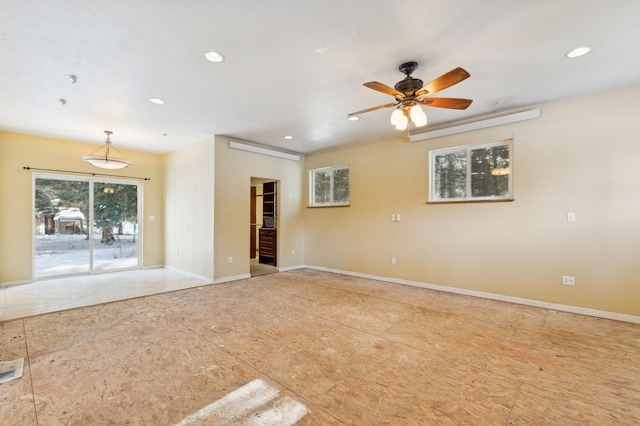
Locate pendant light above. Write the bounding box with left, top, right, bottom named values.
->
left=83, top=131, right=132, bottom=169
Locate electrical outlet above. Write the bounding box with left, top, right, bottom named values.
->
left=391, top=257, right=396, bottom=265
left=228, top=256, right=233, bottom=264
left=396, top=214, right=402, bottom=222
left=391, top=214, right=396, bottom=221
left=562, top=275, right=575, bottom=286
left=291, top=249, right=295, bottom=256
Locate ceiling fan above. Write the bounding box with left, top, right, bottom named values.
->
left=348, top=61, right=472, bottom=131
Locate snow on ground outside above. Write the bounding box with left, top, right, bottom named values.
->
left=35, top=230, right=138, bottom=277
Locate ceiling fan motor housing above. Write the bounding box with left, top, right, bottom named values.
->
left=394, top=77, right=424, bottom=96
left=395, top=61, right=423, bottom=95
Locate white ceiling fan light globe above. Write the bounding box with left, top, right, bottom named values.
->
left=414, top=114, right=427, bottom=127
left=390, top=108, right=404, bottom=125
left=410, top=104, right=427, bottom=127
left=395, top=114, right=408, bottom=130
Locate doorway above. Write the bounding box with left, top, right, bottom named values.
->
left=34, top=175, right=141, bottom=278
left=250, top=178, right=278, bottom=277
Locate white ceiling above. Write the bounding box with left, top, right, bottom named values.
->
left=2, top=1, right=640, bottom=155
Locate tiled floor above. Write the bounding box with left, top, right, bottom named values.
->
left=0, top=268, right=209, bottom=322
left=2, top=269, right=640, bottom=424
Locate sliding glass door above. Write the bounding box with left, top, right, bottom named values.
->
left=34, top=177, right=90, bottom=276
left=92, top=181, right=139, bottom=271
left=34, top=175, right=141, bottom=278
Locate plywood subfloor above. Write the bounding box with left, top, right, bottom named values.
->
left=1, top=269, right=639, bottom=425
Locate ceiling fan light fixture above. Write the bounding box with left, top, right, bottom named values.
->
left=395, top=114, right=408, bottom=131
left=352, top=62, right=471, bottom=134
left=410, top=104, right=428, bottom=127
left=390, top=108, right=404, bottom=125
left=83, top=131, right=132, bottom=170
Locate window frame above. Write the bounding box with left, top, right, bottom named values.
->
left=428, top=139, right=513, bottom=203
left=309, top=165, right=350, bottom=207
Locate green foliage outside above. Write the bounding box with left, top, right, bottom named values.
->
left=35, top=179, right=137, bottom=244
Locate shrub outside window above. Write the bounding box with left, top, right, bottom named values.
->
left=429, top=140, right=513, bottom=202
left=310, top=165, right=349, bottom=206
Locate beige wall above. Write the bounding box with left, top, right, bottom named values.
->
left=304, top=84, right=640, bottom=316
left=214, top=136, right=305, bottom=279
left=163, top=137, right=215, bottom=279
left=2, top=85, right=639, bottom=317
left=0, top=131, right=165, bottom=283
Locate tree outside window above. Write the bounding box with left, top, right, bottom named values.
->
left=429, top=140, right=512, bottom=202
left=310, top=166, right=350, bottom=207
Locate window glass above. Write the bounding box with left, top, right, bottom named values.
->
left=470, top=145, right=510, bottom=197
left=333, top=168, right=350, bottom=204
left=310, top=166, right=350, bottom=207
left=313, top=170, right=331, bottom=205
left=433, top=149, right=467, bottom=200
left=429, top=140, right=512, bottom=202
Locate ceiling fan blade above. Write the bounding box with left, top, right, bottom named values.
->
left=348, top=102, right=399, bottom=117
left=363, top=81, right=405, bottom=98
left=416, top=67, right=470, bottom=96
left=419, top=98, right=473, bottom=110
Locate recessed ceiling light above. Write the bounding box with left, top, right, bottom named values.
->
left=348, top=116, right=359, bottom=121
left=565, top=46, right=591, bottom=58
left=65, top=74, right=78, bottom=84
left=205, top=51, right=225, bottom=63
left=148, top=98, right=165, bottom=105
left=283, top=135, right=293, bottom=140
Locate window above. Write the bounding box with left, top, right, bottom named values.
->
left=309, top=165, right=350, bottom=206
left=429, top=140, right=512, bottom=202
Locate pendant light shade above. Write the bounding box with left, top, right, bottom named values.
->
left=83, top=131, right=131, bottom=169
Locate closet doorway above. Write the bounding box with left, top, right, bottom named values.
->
left=250, top=178, right=278, bottom=277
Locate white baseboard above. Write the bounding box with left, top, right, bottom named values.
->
left=0, top=278, right=34, bottom=289
left=278, top=264, right=307, bottom=273
left=214, top=273, right=251, bottom=284
left=301, top=265, right=640, bottom=324
left=163, top=265, right=213, bottom=283
left=143, top=264, right=165, bottom=270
